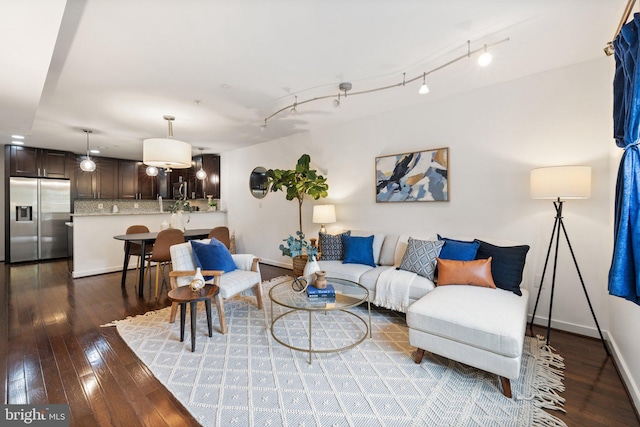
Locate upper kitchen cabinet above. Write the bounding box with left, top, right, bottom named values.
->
left=7, top=145, right=70, bottom=178
left=118, top=160, right=139, bottom=199
left=73, top=156, right=118, bottom=199
left=193, top=154, right=220, bottom=199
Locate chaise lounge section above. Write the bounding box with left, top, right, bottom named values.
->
left=315, top=230, right=530, bottom=397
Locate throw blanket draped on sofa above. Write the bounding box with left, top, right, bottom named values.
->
left=372, top=268, right=417, bottom=312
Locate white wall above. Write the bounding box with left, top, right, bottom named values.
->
left=222, top=57, right=638, bottom=408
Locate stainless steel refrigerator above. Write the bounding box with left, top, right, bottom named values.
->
left=8, top=177, right=71, bottom=263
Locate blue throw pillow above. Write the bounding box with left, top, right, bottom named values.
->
left=437, top=235, right=480, bottom=261
left=341, top=234, right=376, bottom=267
left=190, top=239, right=237, bottom=280
left=474, top=240, right=529, bottom=296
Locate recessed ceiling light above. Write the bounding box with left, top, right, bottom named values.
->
left=221, top=83, right=232, bottom=89
left=12, top=140, right=24, bottom=145
left=11, top=134, right=24, bottom=139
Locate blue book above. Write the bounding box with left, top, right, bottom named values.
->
left=306, top=284, right=335, bottom=298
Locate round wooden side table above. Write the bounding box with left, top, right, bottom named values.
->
left=168, top=284, right=220, bottom=352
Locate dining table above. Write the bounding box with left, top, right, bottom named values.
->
left=113, top=228, right=212, bottom=298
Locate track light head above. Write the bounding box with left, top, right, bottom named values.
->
left=418, top=73, right=429, bottom=95
left=478, top=45, right=492, bottom=67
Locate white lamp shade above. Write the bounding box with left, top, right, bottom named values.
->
left=312, top=204, right=336, bottom=224
left=530, top=166, right=591, bottom=200
left=143, top=138, right=191, bottom=169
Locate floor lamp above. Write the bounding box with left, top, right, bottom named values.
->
left=529, top=165, right=609, bottom=356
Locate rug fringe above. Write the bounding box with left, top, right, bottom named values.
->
left=101, top=308, right=169, bottom=327
left=518, top=335, right=568, bottom=427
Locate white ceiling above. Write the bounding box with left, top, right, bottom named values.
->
left=0, top=0, right=627, bottom=161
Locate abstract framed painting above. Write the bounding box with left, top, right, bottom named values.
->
left=375, top=147, right=449, bottom=203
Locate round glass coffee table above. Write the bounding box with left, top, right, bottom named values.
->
left=269, top=277, right=372, bottom=364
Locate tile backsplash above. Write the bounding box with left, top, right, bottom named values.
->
left=74, top=198, right=220, bottom=215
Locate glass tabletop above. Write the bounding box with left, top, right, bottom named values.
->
left=269, top=277, right=368, bottom=311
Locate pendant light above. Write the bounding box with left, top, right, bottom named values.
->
left=80, top=130, right=96, bottom=172
left=145, top=166, right=159, bottom=176
left=143, top=115, right=191, bottom=172
left=195, top=148, right=207, bottom=180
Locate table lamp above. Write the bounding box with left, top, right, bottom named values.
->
left=312, top=205, right=336, bottom=234
left=529, top=165, right=608, bottom=354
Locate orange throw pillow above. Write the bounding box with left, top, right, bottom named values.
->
left=436, top=257, right=496, bottom=288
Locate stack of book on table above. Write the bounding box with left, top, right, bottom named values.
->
left=306, top=284, right=336, bottom=303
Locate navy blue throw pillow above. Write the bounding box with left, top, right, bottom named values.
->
left=342, top=234, right=376, bottom=267
left=191, top=239, right=237, bottom=280
left=474, top=240, right=529, bottom=296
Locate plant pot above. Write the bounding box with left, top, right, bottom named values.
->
left=292, top=254, right=308, bottom=277
left=303, top=256, right=320, bottom=284
left=170, top=211, right=185, bottom=231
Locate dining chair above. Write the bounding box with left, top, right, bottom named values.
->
left=149, top=228, right=185, bottom=300
left=125, top=225, right=152, bottom=288
left=207, top=226, right=231, bottom=249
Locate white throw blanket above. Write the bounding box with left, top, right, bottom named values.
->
left=373, top=268, right=417, bottom=312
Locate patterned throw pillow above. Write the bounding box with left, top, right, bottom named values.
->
left=319, top=231, right=351, bottom=260
left=398, top=237, right=444, bottom=280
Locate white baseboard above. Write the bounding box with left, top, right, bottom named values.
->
left=72, top=265, right=132, bottom=278
left=607, top=334, right=640, bottom=415
left=530, top=313, right=640, bottom=415
left=529, top=314, right=604, bottom=339
left=259, top=258, right=292, bottom=270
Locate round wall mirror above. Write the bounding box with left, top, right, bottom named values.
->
left=250, top=166, right=269, bottom=199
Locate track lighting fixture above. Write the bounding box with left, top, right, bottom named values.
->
left=261, top=37, right=508, bottom=125
left=80, top=130, right=96, bottom=172
left=418, top=73, right=430, bottom=95
left=477, top=44, right=492, bottom=67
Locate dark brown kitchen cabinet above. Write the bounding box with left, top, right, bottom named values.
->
left=192, top=154, right=220, bottom=199
left=137, top=163, right=158, bottom=199
left=118, top=160, right=139, bottom=199
left=7, top=145, right=70, bottom=178
left=96, top=158, right=118, bottom=199
left=73, top=156, right=118, bottom=199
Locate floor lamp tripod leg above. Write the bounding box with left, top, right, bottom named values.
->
left=545, top=211, right=563, bottom=347
left=559, top=219, right=610, bottom=356
left=529, top=212, right=560, bottom=336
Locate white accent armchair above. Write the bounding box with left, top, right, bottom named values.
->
left=168, top=239, right=262, bottom=334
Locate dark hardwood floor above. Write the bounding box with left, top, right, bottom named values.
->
left=1, top=260, right=638, bottom=426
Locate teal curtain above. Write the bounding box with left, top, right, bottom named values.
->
left=609, top=13, right=640, bottom=305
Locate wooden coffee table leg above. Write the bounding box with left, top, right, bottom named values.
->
left=205, top=298, right=213, bottom=337
left=190, top=301, right=197, bottom=352
left=179, top=303, right=186, bottom=342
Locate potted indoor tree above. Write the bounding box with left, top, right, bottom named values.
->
left=267, top=154, right=329, bottom=276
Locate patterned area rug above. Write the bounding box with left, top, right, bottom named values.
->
left=105, top=277, right=566, bottom=427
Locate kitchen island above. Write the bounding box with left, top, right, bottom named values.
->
left=71, top=211, right=227, bottom=278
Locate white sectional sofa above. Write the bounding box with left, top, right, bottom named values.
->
left=315, top=229, right=530, bottom=397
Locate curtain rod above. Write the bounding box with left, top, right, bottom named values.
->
left=604, top=0, right=636, bottom=56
